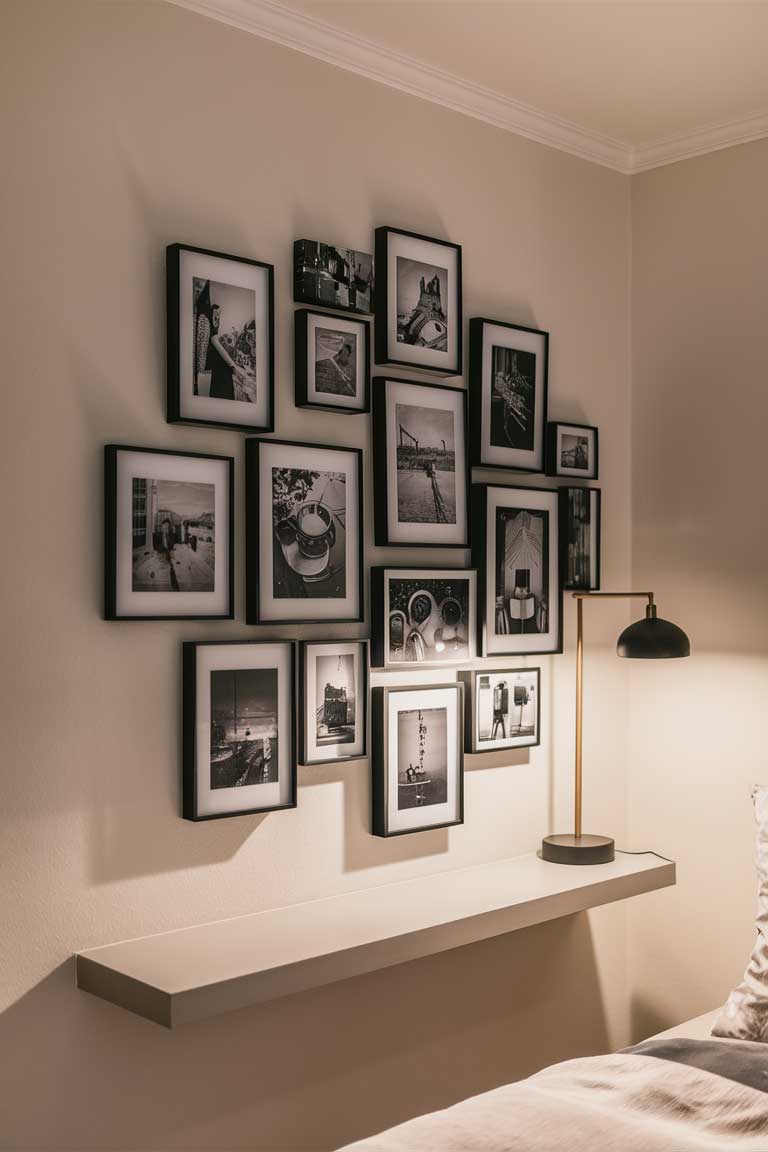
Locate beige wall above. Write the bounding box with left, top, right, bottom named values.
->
left=0, top=2, right=635, bottom=1148
left=628, top=140, right=768, bottom=1038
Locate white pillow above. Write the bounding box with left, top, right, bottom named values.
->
left=712, top=784, right=768, bottom=1042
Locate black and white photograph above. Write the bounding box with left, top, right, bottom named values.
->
left=560, top=486, right=601, bottom=591
left=472, top=484, right=561, bottom=656
left=131, top=478, right=215, bottom=594
left=546, top=421, right=599, bottom=479
left=468, top=318, right=549, bottom=472
left=372, top=684, right=463, bottom=836
left=210, top=668, right=278, bottom=789
left=299, top=640, right=368, bottom=765
left=374, top=227, right=462, bottom=376
left=293, top=239, right=373, bottom=314
left=370, top=567, right=477, bottom=669
left=182, top=641, right=296, bottom=820
left=105, top=445, right=233, bottom=620
left=372, top=378, right=468, bottom=547
left=246, top=438, right=363, bottom=624
left=294, top=309, right=370, bottom=413
left=167, top=243, right=274, bottom=433
left=458, top=667, right=541, bottom=753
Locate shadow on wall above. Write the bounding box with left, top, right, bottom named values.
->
left=0, top=916, right=609, bottom=1152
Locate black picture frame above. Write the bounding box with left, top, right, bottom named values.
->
left=182, top=640, right=297, bottom=821
left=560, top=486, right=601, bottom=591
left=457, top=667, right=541, bottom=754
left=294, top=309, right=371, bottom=414
left=372, top=376, right=470, bottom=547
left=166, top=242, right=275, bottom=434
left=374, top=226, right=462, bottom=377
left=371, top=683, right=464, bottom=837
left=370, top=565, right=478, bottom=669
left=104, top=444, right=234, bottom=621
left=471, top=482, right=562, bottom=657
left=245, top=437, right=365, bottom=625
left=468, top=317, right=549, bottom=473
left=298, top=640, right=369, bottom=765
left=293, top=239, right=373, bottom=315
left=545, top=421, right=599, bottom=480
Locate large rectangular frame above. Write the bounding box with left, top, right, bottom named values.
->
left=182, top=639, right=297, bottom=821
left=371, top=683, right=464, bottom=837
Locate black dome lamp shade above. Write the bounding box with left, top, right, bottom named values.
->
left=541, top=592, right=690, bottom=866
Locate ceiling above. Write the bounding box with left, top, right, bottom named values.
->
left=172, top=0, right=768, bottom=171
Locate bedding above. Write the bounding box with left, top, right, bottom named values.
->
left=339, top=1037, right=768, bottom=1151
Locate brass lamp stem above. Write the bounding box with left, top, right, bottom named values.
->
left=572, top=591, right=654, bottom=840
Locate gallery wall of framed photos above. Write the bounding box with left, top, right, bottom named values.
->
left=103, top=224, right=607, bottom=837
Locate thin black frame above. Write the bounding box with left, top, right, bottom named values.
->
left=371, top=683, right=464, bottom=837
left=372, top=376, right=470, bottom=547
left=457, top=667, right=541, bottom=755
left=545, top=421, right=599, bottom=480
left=166, top=242, right=275, bottom=434
left=104, top=444, right=235, bottom=621
left=245, top=437, right=365, bottom=625
left=471, top=482, right=563, bottom=657
left=374, top=226, right=463, bottom=377
left=298, top=640, right=369, bottom=765
left=294, top=309, right=371, bottom=414
left=468, top=317, right=549, bottom=473
left=182, top=640, right=297, bottom=821
left=370, top=565, right=478, bottom=669
left=560, top=486, right=601, bottom=591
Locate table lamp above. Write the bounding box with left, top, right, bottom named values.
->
left=542, top=591, right=690, bottom=865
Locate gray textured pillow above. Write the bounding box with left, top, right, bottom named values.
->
left=712, top=784, right=768, bottom=1041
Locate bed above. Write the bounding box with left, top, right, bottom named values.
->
left=339, top=1010, right=768, bottom=1150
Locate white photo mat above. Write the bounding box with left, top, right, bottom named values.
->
left=385, top=232, right=459, bottom=371
left=305, top=313, right=366, bottom=410
left=479, top=321, right=546, bottom=470
left=304, top=641, right=366, bottom=762
left=257, top=440, right=361, bottom=622
left=194, top=643, right=293, bottom=817
left=114, top=449, right=230, bottom=617
left=383, top=379, right=467, bottom=545
left=483, top=486, right=560, bottom=656
left=385, top=686, right=460, bottom=834
left=178, top=249, right=271, bottom=428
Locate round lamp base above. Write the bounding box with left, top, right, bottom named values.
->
left=541, top=834, right=615, bottom=865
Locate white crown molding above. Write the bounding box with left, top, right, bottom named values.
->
left=629, top=109, right=768, bottom=173
left=167, top=0, right=768, bottom=176
left=167, top=0, right=632, bottom=173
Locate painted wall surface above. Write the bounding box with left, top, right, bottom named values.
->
left=0, top=2, right=634, bottom=1148
left=628, top=140, right=768, bottom=1039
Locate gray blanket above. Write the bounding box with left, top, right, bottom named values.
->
left=340, top=1039, right=768, bottom=1151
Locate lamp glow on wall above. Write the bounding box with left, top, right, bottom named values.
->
left=542, top=591, right=690, bottom=866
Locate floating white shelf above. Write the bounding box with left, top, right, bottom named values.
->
left=76, top=850, right=674, bottom=1028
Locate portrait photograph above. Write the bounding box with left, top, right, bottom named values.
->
left=246, top=438, right=363, bottom=624
left=560, top=486, right=601, bottom=591
left=370, top=567, right=477, bottom=669
left=374, top=227, right=462, bottom=376
left=472, top=484, right=561, bottom=656
left=372, top=684, right=463, bottom=837
left=372, top=377, right=468, bottom=547
left=299, top=640, right=368, bottom=765
left=294, top=309, right=370, bottom=413
left=182, top=641, right=295, bottom=820
left=104, top=445, right=233, bottom=620
left=293, top=239, right=373, bottom=314
left=458, top=667, right=540, bottom=754
left=546, top=421, right=599, bottom=479
left=468, top=318, right=549, bottom=472
left=167, top=243, right=274, bottom=433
